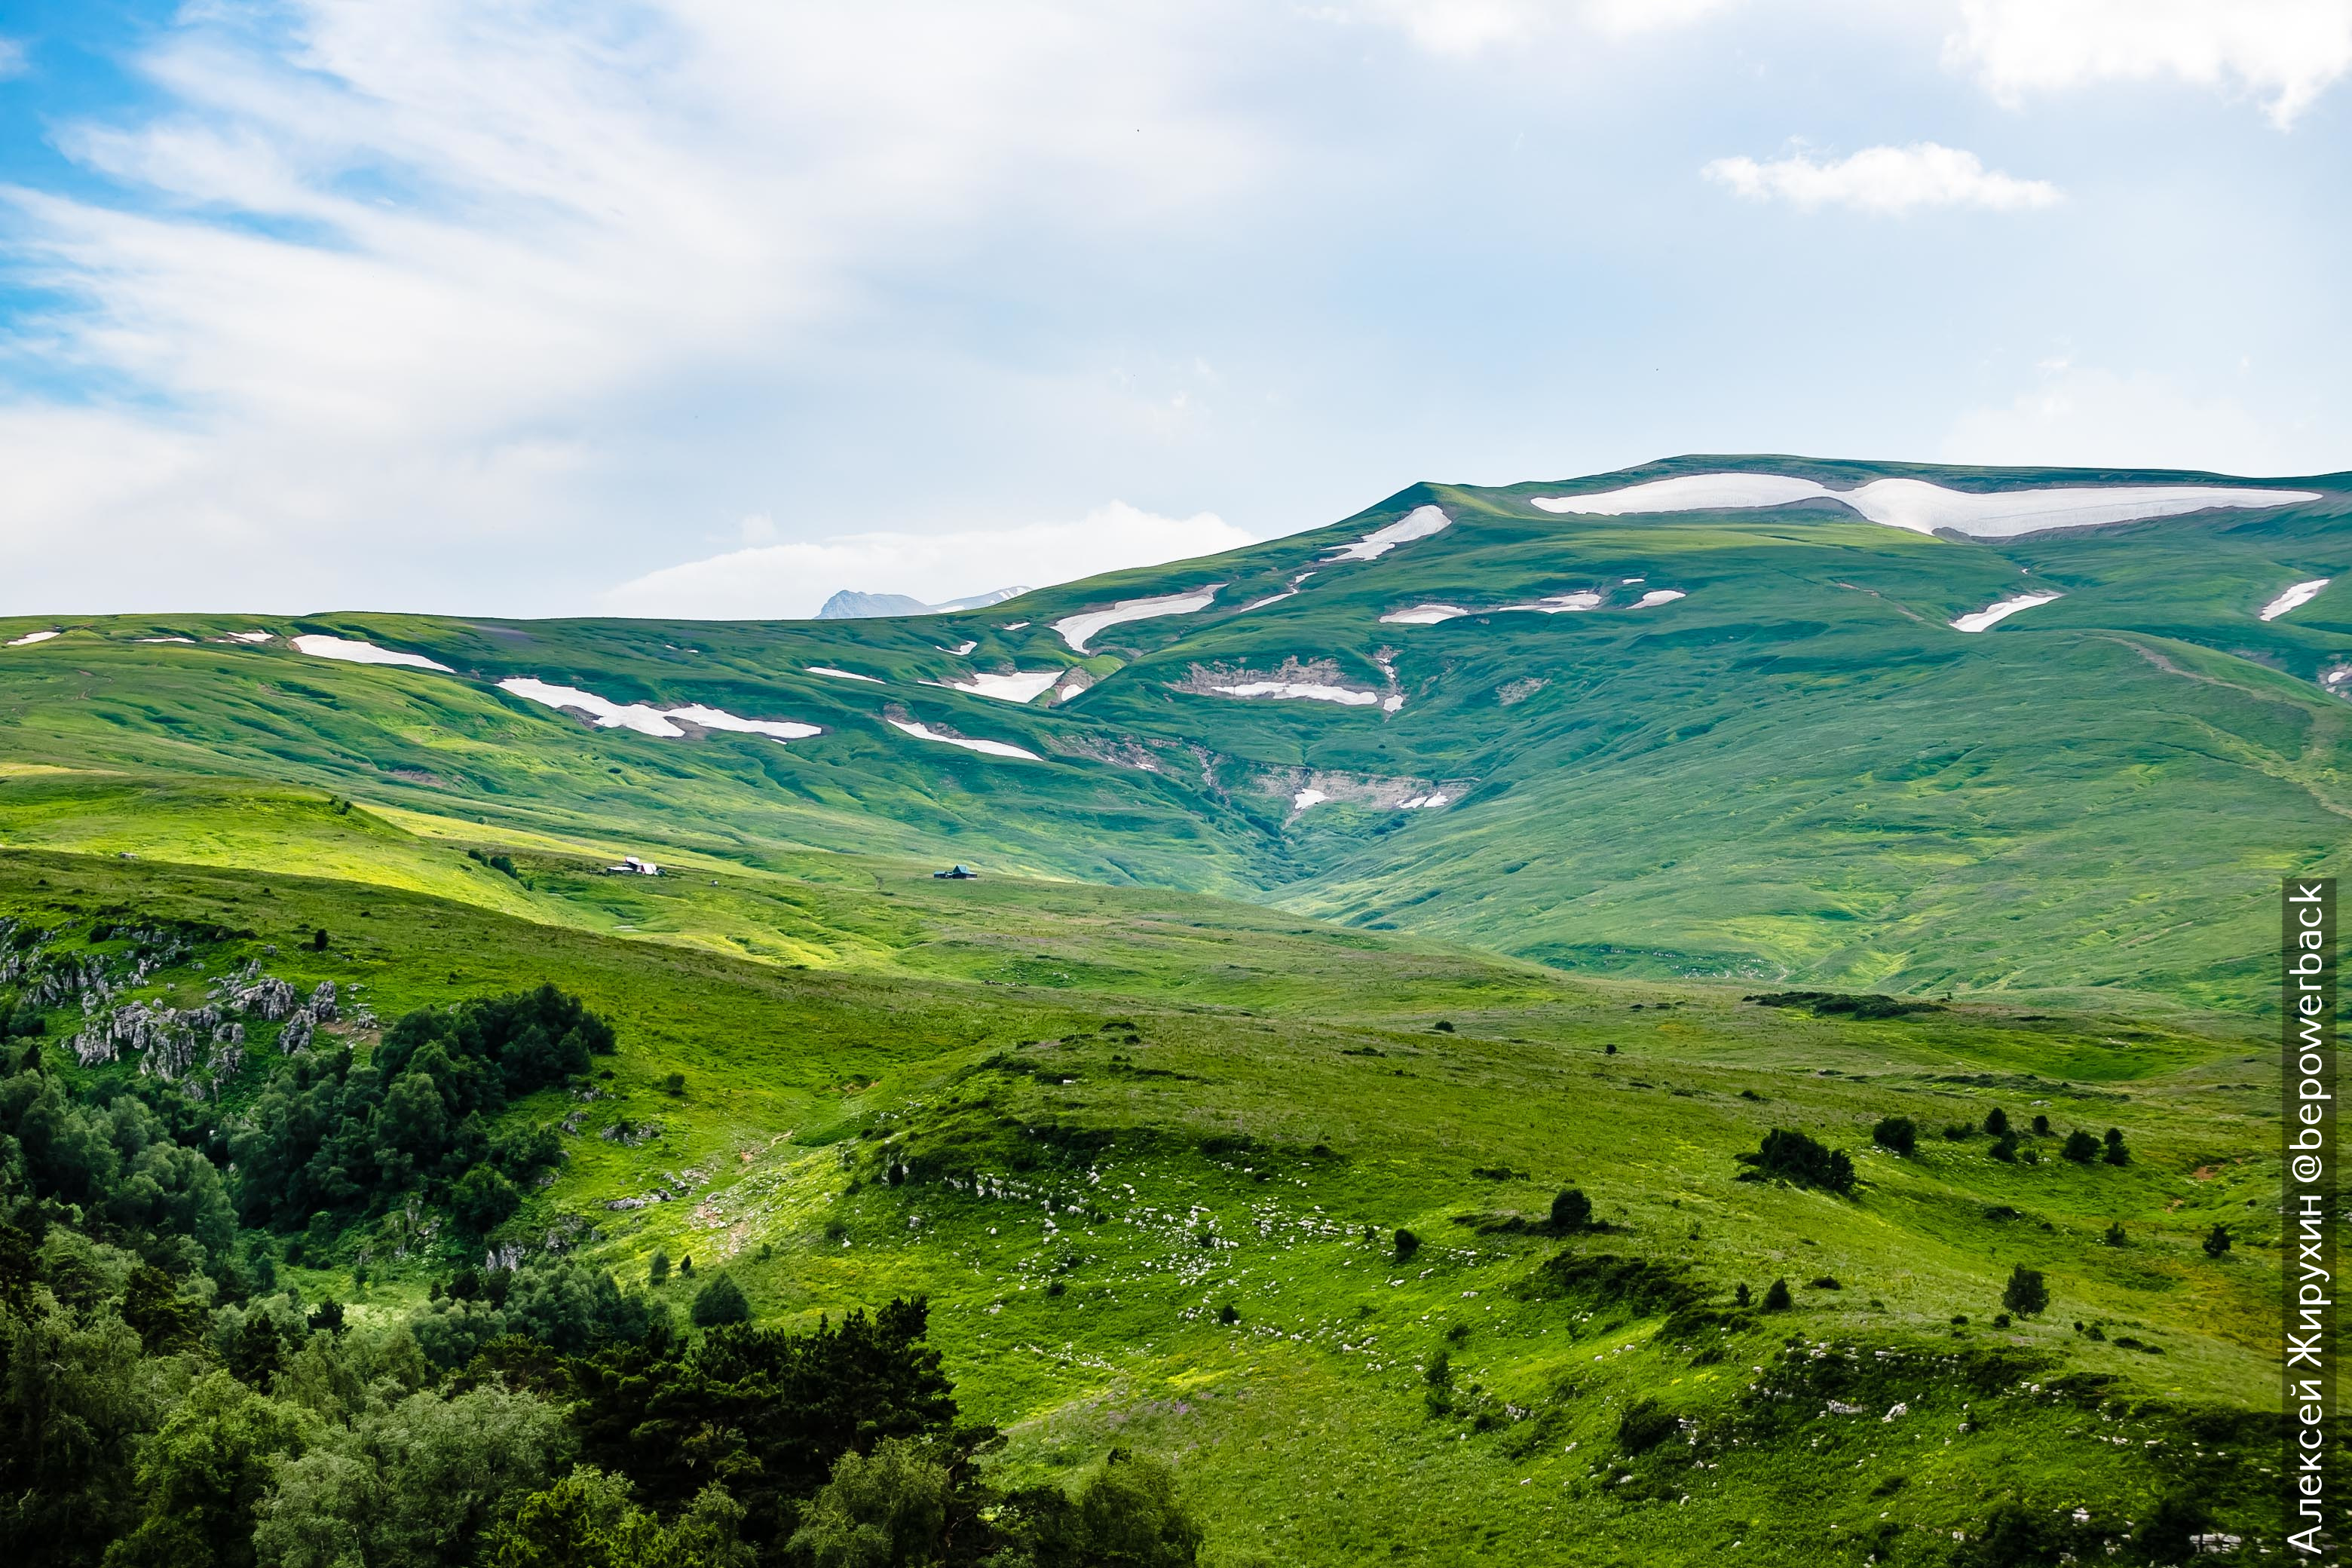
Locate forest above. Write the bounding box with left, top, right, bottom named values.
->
left=0, top=979, right=1202, bottom=1566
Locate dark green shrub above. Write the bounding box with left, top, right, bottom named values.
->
left=1394, top=1229, right=1420, bottom=1262
left=452, top=1165, right=521, bottom=1233
left=1762, top=1279, right=1791, bottom=1310
left=2203, top=1223, right=2232, bottom=1258
left=2063, top=1130, right=2099, bottom=1162
left=1982, top=1107, right=2008, bottom=1136
left=690, top=1272, right=751, bottom=1328
left=1735, top=1129, right=1856, bottom=1194
left=2001, top=1265, right=2048, bottom=1317
left=2102, top=1128, right=2129, bottom=1165
left=1870, top=1116, right=1916, bottom=1156
left=1549, top=1189, right=1593, bottom=1231
left=1616, top=1398, right=1677, bottom=1456
left=1989, top=1130, right=2019, bottom=1162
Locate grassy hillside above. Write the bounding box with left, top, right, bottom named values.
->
left=0, top=821, right=2286, bottom=1565
left=3, top=457, right=2346, bottom=1006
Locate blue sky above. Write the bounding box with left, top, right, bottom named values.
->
left=1, top=0, right=2347, bottom=617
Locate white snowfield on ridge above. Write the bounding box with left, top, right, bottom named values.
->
left=1325, top=504, right=1451, bottom=561
left=2262, top=579, right=2331, bottom=622
left=1379, top=587, right=1684, bottom=625
left=886, top=719, right=1041, bottom=761
left=1530, top=473, right=2319, bottom=538
left=498, top=678, right=821, bottom=742
left=1208, top=678, right=1383, bottom=707
left=1950, top=592, right=2063, bottom=633
left=1052, top=585, right=1223, bottom=653
left=292, top=633, right=453, bottom=671
left=926, top=669, right=1065, bottom=704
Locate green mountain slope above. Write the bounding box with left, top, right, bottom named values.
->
left=0, top=839, right=2283, bottom=1565
left=4, top=455, right=2345, bottom=1005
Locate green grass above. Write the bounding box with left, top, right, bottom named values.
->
left=1, top=831, right=2286, bottom=1565
left=2, top=455, right=2347, bottom=1006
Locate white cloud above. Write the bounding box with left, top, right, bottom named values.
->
left=601, top=501, right=1257, bottom=620
left=1702, top=142, right=2062, bottom=214
left=0, top=38, right=26, bottom=79
left=0, top=2, right=1276, bottom=612
left=1947, top=0, right=2352, bottom=128
left=1341, top=0, right=1738, bottom=55
left=1943, top=362, right=2318, bottom=476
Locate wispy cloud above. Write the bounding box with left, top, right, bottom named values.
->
left=1702, top=142, right=2063, bottom=214
left=1943, top=358, right=2322, bottom=476
left=602, top=502, right=1256, bottom=620
left=1947, top=0, right=2352, bottom=129
left=0, top=38, right=26, bottom=80
left=0, top=2, right=1276, bottom=611
left=1336, top=0, right=1740, bottom=56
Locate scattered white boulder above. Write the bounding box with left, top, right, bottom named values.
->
left=2261, top=578, right=2331, bottom=622
left=1325, top=505, right=1450, bottom=562
left=807, top=665, right=884, bottom=683
left=5, top=630, right=60, bottom=646
left=1531, top=473, right=2319, bottom=539
left=886, top=718, right=1041, bottom=761
left=1052, top=586, right=1223, bottom=653
left=498, top=678, right=819, bottom=742
left=292, top=633, right=452, bottom=670
left=1951, top=591, right=2063, bottom=633
left=927, top=669, right=1065, bottom=704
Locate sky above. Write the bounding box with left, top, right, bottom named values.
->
left=1, top=0, right=2347, bottom=618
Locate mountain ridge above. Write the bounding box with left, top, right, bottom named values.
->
left=3, top=455, right=2346, bottom=1007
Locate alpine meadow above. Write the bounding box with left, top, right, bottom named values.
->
left=1, top=458, right=2338, bottom=1566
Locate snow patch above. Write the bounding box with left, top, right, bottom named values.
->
left=6, top=630, right=60, bottom=646
left=1951, top=592, right=2063, bottom=633
left=1381, top=694, right=1405, bottom=713
left=1633, top=589, right=1687, bottom=608
left=1530, top=473, right=2318, bottom=539
left=1380, top=604, right=1468, bottom=625
left=886, top=719, right=1040, bottom=761
left=2260, top=578, right=2331, bottom=622
left=1493, top=591, right=1603, bottom=614
left=138, top=636, right=196, bottom=644
left=1325, top=505, right=1451, bottom=562
left=939, top=641, right=978, bottom=656
left=292, top=634, right=452, bottom=671
left=1397, top=792, right=1450, bottom=809
left=499, top=678, right=819, bottom=742
left=1291, top=788, right=1328, bottom=812
left=225, top=631, right=274, bottom=644
left=1001, top=621, right=1030, bottom=631
left=1052, top=585, right=1222, bottom=653
left=807, top=665, right=884, bottom=683
left=928, top=669, right=1064, bottom=704
left=1211, top=680, right=1381, bottom=706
